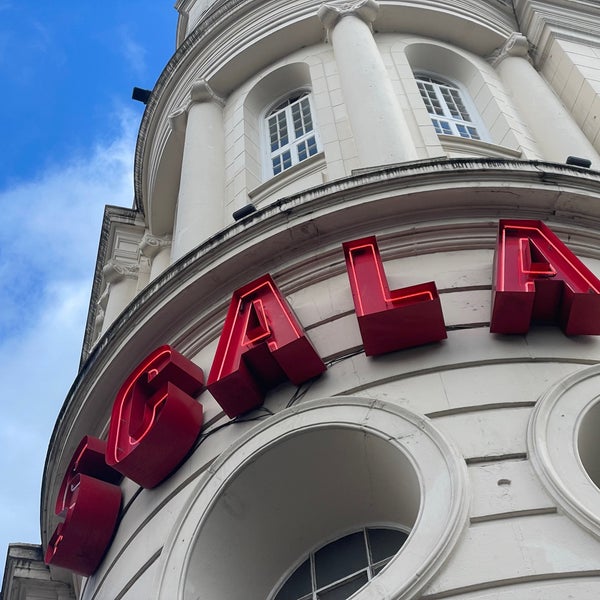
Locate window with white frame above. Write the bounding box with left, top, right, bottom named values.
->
left=265, top=92, right=320, bottom=177
left=415, top=74, right=482, bottom=140
left=272, top=527, right=408, bottom=600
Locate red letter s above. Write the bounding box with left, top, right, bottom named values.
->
left=45, top=436, right=122, bottom=576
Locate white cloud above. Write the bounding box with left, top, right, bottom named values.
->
left=0, top=104, right=139, bottom=558
left=118, top=26, right=147, bottom=78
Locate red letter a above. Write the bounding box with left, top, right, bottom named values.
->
left=207, top=274, right=326, bottom=418
left=491, top=219, right=600, bottom=334
left=343, top=236, right=447, bottom=356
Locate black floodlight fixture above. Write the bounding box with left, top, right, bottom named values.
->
left=233, top=204, right=257, bottom=221
left=566, top=156, right=592, bottom=168
left=132, top=87, right=152, bottom=104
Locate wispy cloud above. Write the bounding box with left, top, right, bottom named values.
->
left=0, top=105, right=139, bottom=557
left=0, top=106, right=137, bottom=336
left=118, top=26, right=147, bottom=78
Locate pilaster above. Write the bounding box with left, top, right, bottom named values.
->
left=100, top=259, right=140, bottom=333
left=492, top=33, right=600, bottom=167
left=140, top=232, right=173, bottom=281
left=318, top=0, right=417, bottom=168
left=171, top=80, right=227, bottom=262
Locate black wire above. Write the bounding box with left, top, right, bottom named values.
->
left=191, top=410, right=272, bottom=453
left=190, top=350, right=363, bottom=450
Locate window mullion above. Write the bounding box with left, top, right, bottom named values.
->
left=435, top=83, right=452, bottom=120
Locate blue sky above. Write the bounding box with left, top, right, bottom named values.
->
left=0, top=2, right=177, bottom=563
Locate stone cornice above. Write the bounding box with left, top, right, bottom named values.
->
left=514, top=0, right=600, bottom=67
left=81, top=205, right=142, bottom=368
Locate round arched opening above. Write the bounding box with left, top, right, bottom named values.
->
left=578, top=399, right=600, bottom=489
left=156, top=398, right=469, bottom=600
left=184, top=426, right=419, bottom=600
left=528, top=366, right=600, bottom=539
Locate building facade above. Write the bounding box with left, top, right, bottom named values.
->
left=4, top=0, right=600, bottom=598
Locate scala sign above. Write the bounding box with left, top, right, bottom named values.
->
left=44, top=220, right=600, bottom=575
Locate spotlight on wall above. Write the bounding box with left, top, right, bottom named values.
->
left=566, top=156, right=592, bottom=168
left=132, top=87, right=152, bottom=104
left=232, top=204, right=257, bottom=221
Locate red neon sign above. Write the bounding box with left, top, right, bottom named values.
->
left=207, top=274, right=326, bottom=417
left=343, top=236, right=447, bottom=355
left=491, top=220, right=600, bottom=334
left=45, top=436, right=122, bottom=575
left=106, top=345, right=205, bottom=488
left=47, top=221, right=600, bottom=577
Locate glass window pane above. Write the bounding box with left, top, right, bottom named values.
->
left=292, top=103, right=304, bottom=137
left=317, top=572, right=368, bottom=600
left=439, top=120, right=452, bottom=135
left=282, top=150, right=292, bottom=170
left=298, top=141, right=307, bottom=161
left=456, top=124, right=469, bottom=138
left=275, top=558, right=312, bottom=600
left=278, top=112, right=289, bottom=146
left=467, top=126, right=480, bottom=140
left=267, top=93, right=320, bottom=177
left=314, top=532, right=367, bottom=588
left=367, top=528, right=408, bottom=564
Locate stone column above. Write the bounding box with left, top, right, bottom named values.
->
left=318, top=0, right=417, bottom=168
left=101, top=259, right=139, bottom=333
left=492, top=33, right=600, bottom=167
left=140, top=232, right=172, bottom=282
left=171, top=81, right=226, bottom=262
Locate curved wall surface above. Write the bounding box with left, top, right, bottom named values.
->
left=36, top=1, right=600, bottom=600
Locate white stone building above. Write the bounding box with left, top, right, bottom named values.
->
left=4, top=0, right=600, bottom=598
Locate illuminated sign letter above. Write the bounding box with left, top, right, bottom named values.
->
left=491, top=219, right=600, bottom=334
left=106, top=345, right=205, bottom=488
left=343, top=236, right=447, bottom=355
left=208, top=274, right=326, bottom=417
left=45, top=436, right=122, bottom=576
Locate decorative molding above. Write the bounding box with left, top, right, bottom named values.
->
left=528, top=365, right=600, bottom=541
left=168, top=107, right=188, bottom=134
left=167, top=83, right=226, bottom=136
left=489, top=32, right=531, bottom=67
left=318, top=0, right=379, bottom=31
left=139, top=232, right=173, bottom=259
left=102, top=259, right=140, bottom=284
left=155, top=398, right=470, bottom=600
left=514, top=0, right=600, bottom=67
left=189, top=79, right=226, bottom=106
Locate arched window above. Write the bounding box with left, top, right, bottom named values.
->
left=265, top=92, right=320, bottom=177
left=273, top=527, right=408, bottom=600
left=415, top=73, right=482, bottom=140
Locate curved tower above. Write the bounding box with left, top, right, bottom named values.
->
left=9, top=0, right=600, bottom=599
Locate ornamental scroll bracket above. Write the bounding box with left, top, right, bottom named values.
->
left=318, top=0, right=379, bottom=34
